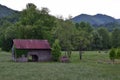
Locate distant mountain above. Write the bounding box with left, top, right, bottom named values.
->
left=72, top=14, right=119, bottom=25
left=117, top=19, right=120, bottom=23
left=0, top=4, right=19, bottom=18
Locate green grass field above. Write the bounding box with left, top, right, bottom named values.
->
left=0, top=51, right=120, bottom=80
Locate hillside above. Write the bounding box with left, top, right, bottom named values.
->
left=71, top=14, right=119, bottom=25
left=0, top=4, right=19, bottom=18
left=117, top=19, right=120, bottom=23
left=0, top=4, right=20, bottom=26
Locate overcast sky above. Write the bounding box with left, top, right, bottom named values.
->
left=0, top=0, right=120, bottom=19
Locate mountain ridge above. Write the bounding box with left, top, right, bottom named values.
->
left=72, top=14, right=120, bottom=25
left=0, top=4, right=120, bottom=31
left=0, top=4, right=19, bottom=18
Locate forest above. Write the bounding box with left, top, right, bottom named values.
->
left=0, top=3, right=120, bottom=53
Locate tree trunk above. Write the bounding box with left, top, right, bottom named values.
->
left=112, top=59, right=115, bottom=64
left=65, top=51, right=67, bottom=56
left=79, top=50, right=82, bottom=60
left=67, top=51, right=72, bottom=58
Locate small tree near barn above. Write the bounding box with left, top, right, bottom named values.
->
left=109, top=48, right=116, bottom=63
left=52, top=39, right=61, bottom=61
left=116, top=48, right=120, bottom=59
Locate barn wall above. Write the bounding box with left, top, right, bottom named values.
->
left=28, top=50, right=52, bottom=62
left=15, top=55, right=28, bottom=62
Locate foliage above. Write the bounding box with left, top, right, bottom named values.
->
left=74, top=22, right=93, bottom=59
left=109, top=48, right=116, bottom=62
left=15, top=49, right=28, bottom=58
left=111, top=28, right=120, bottom=48
left=52, top=39, right=61, bottom=61
left=91, top=30, right=102, bottom=50
left=116, top=48, right=120, bottom=59
left=53, top=20, right=75, bottom=57
left=97, top=27, right=110, bottom=49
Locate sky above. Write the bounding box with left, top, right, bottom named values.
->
left=0, top=0, right=120, bottom=19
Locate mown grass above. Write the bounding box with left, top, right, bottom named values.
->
left=0, top=51, right=120, bottom=80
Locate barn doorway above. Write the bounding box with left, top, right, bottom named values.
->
left=32, top=55, right=38, bottom=62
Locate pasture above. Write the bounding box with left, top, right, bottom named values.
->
left=0, top=51, right=120, bottom=80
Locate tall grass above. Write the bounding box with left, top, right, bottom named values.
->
left=0, top=51, right=120, bottom=80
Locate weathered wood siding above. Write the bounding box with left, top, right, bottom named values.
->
left=28, top=50, right=52, bottom=61
left=15, top=55, right=28, bottom=62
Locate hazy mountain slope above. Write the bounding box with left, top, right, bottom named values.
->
left=72, top=14, right=118, bottom=25
left=0, top=4, right=19, bottom=18
left=93, top=14, right=116, bottom=24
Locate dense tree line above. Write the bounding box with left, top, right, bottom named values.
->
left=0, top=3, right=120, bottom=53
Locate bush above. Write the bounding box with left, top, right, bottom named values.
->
left=109, top=48, right=116, bottom=62
left=116, top=48, right=120, bottom=59
left=15, top=49, right=28, bottom=58
left=52, top=39, right=61, bottom=61
left=60, top=56, right=69, bottom=63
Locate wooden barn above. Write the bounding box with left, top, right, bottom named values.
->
left=12, top=39, right=52, bottom=62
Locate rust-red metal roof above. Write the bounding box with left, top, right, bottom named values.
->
left=13, top=39, right=51, bottom=49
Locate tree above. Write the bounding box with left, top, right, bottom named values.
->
left=53, top=20, right=75, bottom=57
left=116, top=48, right=120, bottom=59
left=97, top=27, right=110, bottom=49
left=109, top=48, right=116, bottom=63
left=52, top=39, right=61, bottom=61
left=20, top=3, right=39, bottom=25
left=111, top=28, right=120, bottom=48
left=74, top=30, right=91, bottom=60
left=91, top=30, right=102, bottom=50
left=75, top=22, right=93, bottom=33
left=74, top=22, right=93, bottom=60
left=0, top=22, right=14, bottom=51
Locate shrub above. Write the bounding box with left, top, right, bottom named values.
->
left=52, top=39, right=61, bottom=61
left=109, top=48, right=116, bottom=63
left=60, top=56, right=69, bottom=63
left=116, top=48, right=120, bottom=59
left=14, top=47, right=28, bottom=58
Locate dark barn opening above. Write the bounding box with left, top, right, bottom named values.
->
left=32, top=55, right=38, bottom=62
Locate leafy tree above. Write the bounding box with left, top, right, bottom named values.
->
left=76, top=31, right=91, bottom=60
left=20, top=3, right=56, bottom=43
left=53, top=20, right=75, bottom=57
left=91, top=30, right=102, bottom=50
left=0, top=22, right=14, bottom=51
left=109, top=48, right=116, bottom=63
left=74, top=22, right=93, bottom=60
left=97, top=27, right=110, bottom=49
left=20, top=3, right=39, bottom=25
left=116, top=48, right=120, bottom=59
left=111, top=28, right=120, bottom=48
left=52, top=39, right=61, bottom=61
left=75, top=22, right=93, bottom=33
